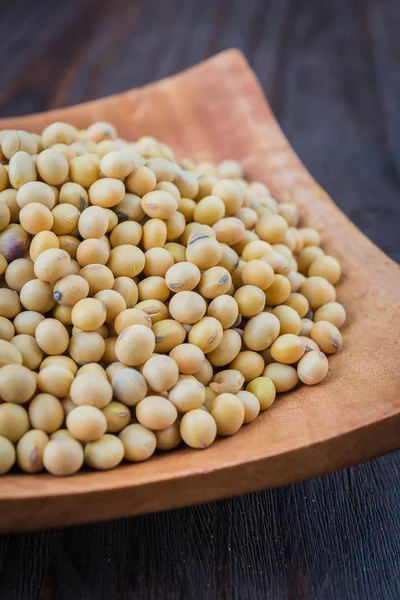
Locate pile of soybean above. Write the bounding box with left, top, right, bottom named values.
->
left=0, top=122, right=345, bottom=476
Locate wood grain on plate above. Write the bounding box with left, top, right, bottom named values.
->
left=0, top=50, right=399, bottom=532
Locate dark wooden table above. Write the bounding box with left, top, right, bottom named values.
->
left=1, top=1, right=399, bottom=598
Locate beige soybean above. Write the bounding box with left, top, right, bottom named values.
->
left=297, top=246, right=324, bottom=274
left=283, top=292, right=310, bottom=317
left=11, top=334, right=43, bottom=370
left=308, top=255, right=341, bottom=284
left=207, top=329, right=241, bottom=367
left=188, top=317, right=223, bottom=354
left=246, top=376, right=276, bottom=410
left=53, top=274, right=89, bottom=306
left=314, top=302, right=346, bottom=329
left=100, top=150, right=133, bottom=178
left=209, top=369, right=244, bottom=395
left=114, top=308, right=151, bottom=334
left=193, top=195, right=225, bottom=225
left=126, top=166, right=156, bottom=196
left=78, top=206, right=108, bottom=239
left=0, top=317, right=14, bottom=341
left=218, top=244, right=239, bottom=273
left=211, top=393, right=245, bottom=436
left=0, top=288, right=21, bottom=318
left=169, top=291, right=207, bottom=324
left=241, top=260, right=274, bottom=290
left=68, top=331, right=105, bottom=365
left=29, top=393, right=64, bottom=433
left=236, top=390, right=260, bottom=423
left=164, top=242, right=186, bottom=263
left=59, top=182, right=88, bottom=209
left=244, top=312, right=280, bottom=352
left=230, top=351, right=265, bottom=382
left=270, top=334, right=306, bottom=364
left=138, top=275, right=170, bottom=303
left=110, top=221, right=142, bottom=248
left=94, top=290, right=126, bottom=322
left=142, top=218, right=167, bottom=250
left=52, top=303, right=73, bottom=325
left=29, top=230, right=59, bottom=261
left=9, top=151, right=37, bottom=189
left=212, top=179, right=243, bottom=215
left=119, top=423, right=156, bottom=462
left=34, top=248, right=70, bottom=282
left=311, top=321, right=342, bottom=354
left=37, top=366, right=74, bottom=398
left=0, top=364, right=36, bottom=403
left=0, top=338, right=23, bottom=367
left=298, top=227, right=321, bottom=247
left=155, top=422, right=182, bottom=451
left=112, top=276, right=138, bottom=308
left=14, top=311, right=45, bottom=336
left=89, top=178, right=125, bottom=208
left=115, top=193, right=144, bottom=222
left=70, top=373, right=112, bottom=409
left=17, top=181, right=56, bottom=209
left=213, top=217, right=245, bottom=245
left=142, top=355, right=179, bottom=392
left=43, top=437, right=84, bottom=476
left=141, top=190, right=177, bottom=219
left=79, top=264, right=114, bottom=295
left=198, top=266, right=231, bottom=299
left=102, top=401, right=131, bottom=433
left=169, top=343, right=205, bottom=374
left=135, top=299, right=168, bottom=324
left=35, top=318, right=69, bottom=354
left=16, top=429, right=49, bottom=473
left=41, top=122, right=79, bottom=149
left=136, top=395, right=177, bottom=430
left=40, top=355, right=78, bottom=375
left=165, top=210, right=186, bottom=240
left=115, top=324, right=155, bottom=366
left=66, top=405, right=107, bottom=442
left=236, top=207, right=258, bottom=230
left=0, top=403, right=30, bottom=442
left=0, top=435, right=16, bottom=474
left=264, top=274, right=291, bottom=306
left=299, top=336, right=320, bottom=352
left=36, top=148, right=68, bottom=185
left=107, top=245, right=144, bottom=278
left=19, top=202, right=53, bottom=234
left=84, top=434, right=124, bottom=471
left=297, top=350, right=329, bottom=385
left=300, top=276, right=336, bottom=309
left=51, top=204, right=80, bottom=235
left=112, top=368, right=147, bottom=406
left=0, top=189, right=19, bottom=223
left=143, top=248, right=174, bottom=278
left=168, top=376, right=205, bottom=412
left=207, top=295, right=238, bottom=330
left=165, top=261, right=201, bottom=292
left=272, top=305, right=302, bottom=335
left=153, top=319, right=186, bottom=353
left=180, top=409, right=217, bottom=449
left=71, top=298, right=106, bottom=331
left=186, top=235, right=222, bottom=270
left=5, top=258, right=35, bottom=292
left=234, top=285, right=265, bottom=318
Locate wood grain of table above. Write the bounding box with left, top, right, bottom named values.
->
left=0, top=0, right=399, bottom=598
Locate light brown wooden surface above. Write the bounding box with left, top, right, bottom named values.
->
left=0, top=49, right=399, bottom=533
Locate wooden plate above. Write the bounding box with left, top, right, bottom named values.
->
left=0, top=50, right=399, bottom=533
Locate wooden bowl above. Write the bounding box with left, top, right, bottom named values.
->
left=0, top=50, right=399, bottom=533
